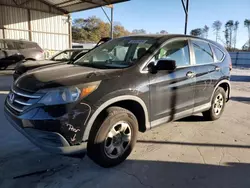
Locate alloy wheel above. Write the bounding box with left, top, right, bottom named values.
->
left=104, top=121, right=131, bottom=159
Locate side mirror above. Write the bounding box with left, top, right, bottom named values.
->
left=156, top=59, right=176, bottom=71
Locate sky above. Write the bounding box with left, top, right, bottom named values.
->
left=72, top=0, right=250, bottom=48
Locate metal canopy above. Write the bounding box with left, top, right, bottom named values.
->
left=39, top=0, right=129, bottom=14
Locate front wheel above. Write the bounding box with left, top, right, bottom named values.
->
left=202, top=87, right=226, bottom=121
left=87, top=107, right=138, bottom=167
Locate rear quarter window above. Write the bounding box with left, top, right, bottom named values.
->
left=192, top=40, right=214, bottom=65
left=211, top=45, right=224, bottom=62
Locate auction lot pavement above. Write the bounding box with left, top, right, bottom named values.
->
left=0, top=68, right=250, bottom=188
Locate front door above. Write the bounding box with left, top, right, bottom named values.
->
left=148, top=39, right=196, bottom=126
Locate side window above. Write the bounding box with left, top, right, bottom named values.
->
left=192, top=40, right=214, bottom=64
left=53, top=51, right=72, bottom=61
left=133, top=43, right=152, bottom=60
left=154, top=40, right=190, bottom=67
left=211, top=45, right=224, bottom=62
left=0, top=41, right=6, bottom=49
left=5, top=41, right=16, bottom=50
left=110, top=46, right=129, bottom=61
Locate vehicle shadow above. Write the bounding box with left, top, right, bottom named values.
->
left=1, top=148, right=250, bottom=188
left=177, top=115, right=208, bottom=122
left=231, top=96, right=250, bottom=104
left=119, top=161, right=250, bottom=188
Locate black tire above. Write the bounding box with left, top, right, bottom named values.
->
left=202, top=87, right=226, bottom=121
left=87, top=106, right=138, bottom=168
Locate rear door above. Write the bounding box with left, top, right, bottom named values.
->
left=190, top=39, right=222, bottom=107
left=148, top=38, right=196, bottom=126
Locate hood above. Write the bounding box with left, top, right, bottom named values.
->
left=16, top=60, right=66, bottom=73
left=15, top=64, right=121, bottom=92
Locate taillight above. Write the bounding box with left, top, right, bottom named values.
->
left=229, top=59, right=232, bottom=71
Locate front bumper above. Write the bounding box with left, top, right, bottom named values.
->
left=4, top=104, right=89, bottom=155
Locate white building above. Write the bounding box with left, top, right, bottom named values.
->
left=0, top=0, right=128, bottom=56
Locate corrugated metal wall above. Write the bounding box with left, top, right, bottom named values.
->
left=0, top=29, right=3, bottom=38
left=30, top=10, right=69, bottom=51
left=230, top=52, right=250, bottom=66
left=0, top=0, right=62, bottom=14
left=0, top=1, right=70, bottom=57
left=0, top=6, right=29, bottom=40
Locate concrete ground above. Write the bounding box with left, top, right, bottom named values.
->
left=0, top=68, right=250, bottom=188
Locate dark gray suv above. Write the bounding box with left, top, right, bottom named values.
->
left=5, top=35, right=231, bottom=167
left=0, top=39, right=44, bottom=70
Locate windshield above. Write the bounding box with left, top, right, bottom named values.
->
left=51, top=50, right=82, bottom=61
left=74, top=37, right=157, bottom=68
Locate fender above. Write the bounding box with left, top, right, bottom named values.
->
left=82, top=95, right=150, bottom=141
left=211, top=79, right=231, bottom=102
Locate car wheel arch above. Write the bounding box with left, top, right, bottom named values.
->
left=82, top=95, right=150, bottom=141
left=212, top=80, right=231, bottom=102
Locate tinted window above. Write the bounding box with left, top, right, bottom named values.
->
left=18, top=42, right=38, bottom=50
left=192, top=40, right=214, bottom=64
left=53, top=50, right=80, bottom=61
left=133, top=43, right=153, bottom=60
left=212, top=45, right=224, bottom=61
left=154, top=40, right=190, bottom=67
left=110, top=46, right=129, bottom=61
left=0, top=41, right=6, bottom=49
left=5, top=41, right=17, bottom=50
left=75, top=37, right=157, bottom=68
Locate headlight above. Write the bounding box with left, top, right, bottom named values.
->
left=38, top=81, right=100, bottom=105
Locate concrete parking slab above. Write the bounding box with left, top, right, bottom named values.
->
left=0, top=68, right=250, bottom=188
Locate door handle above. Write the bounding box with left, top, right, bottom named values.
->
left=215, top=67, right=220, bottom=71
left=186, top=71, right=196, bottom=78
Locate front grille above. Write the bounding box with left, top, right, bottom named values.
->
left=6, top=87, right=42, bottom=114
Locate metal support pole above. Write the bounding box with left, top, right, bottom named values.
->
left=27, top=9, right=32, bottom=41
left=110, top=7, right=113, bottom=38
left=184, top=0, right=189, bottom=34
left=181, top=0, right=189, bottom=35
left=68, top=15, right=72, bottom=48
left=101, top=6, right=114, bottom=38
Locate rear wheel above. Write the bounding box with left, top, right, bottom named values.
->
left=87, top=107, right=138, bottom=167
left=202, top=87, right=226, bottom=121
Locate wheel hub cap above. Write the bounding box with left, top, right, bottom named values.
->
left=104, top=121, right=131, bottom=159
left=213, top=93, right=224, bottom=115
left=113, top=133, right=123, bottom=145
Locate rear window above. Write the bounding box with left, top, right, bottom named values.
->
left=18, top=42, right=39, bottom=50
left=211, top=45, right=224, bottom=61
left=192, top=40, right=214, bottom=65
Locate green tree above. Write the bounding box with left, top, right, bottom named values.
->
left=132, top=29, right=147, bottom=34
left=203, top=25, right=209, bottom=38
left=160, top=30, right=168, bottom=34
left=225, top=20, right=234, bottom=49
left=72, top=16, right=130, bottom=43
left=190, top=28, right=203, bottom=37
left=212, top=20, right=222, bottom=42
left=113, top=25, right=130, bottom=38
left=233, top=21, right=239, bottom=50
left=244, top=19, right=250, bottom=49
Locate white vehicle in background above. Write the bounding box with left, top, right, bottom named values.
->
left=72, top=42, right=96, bottom=49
